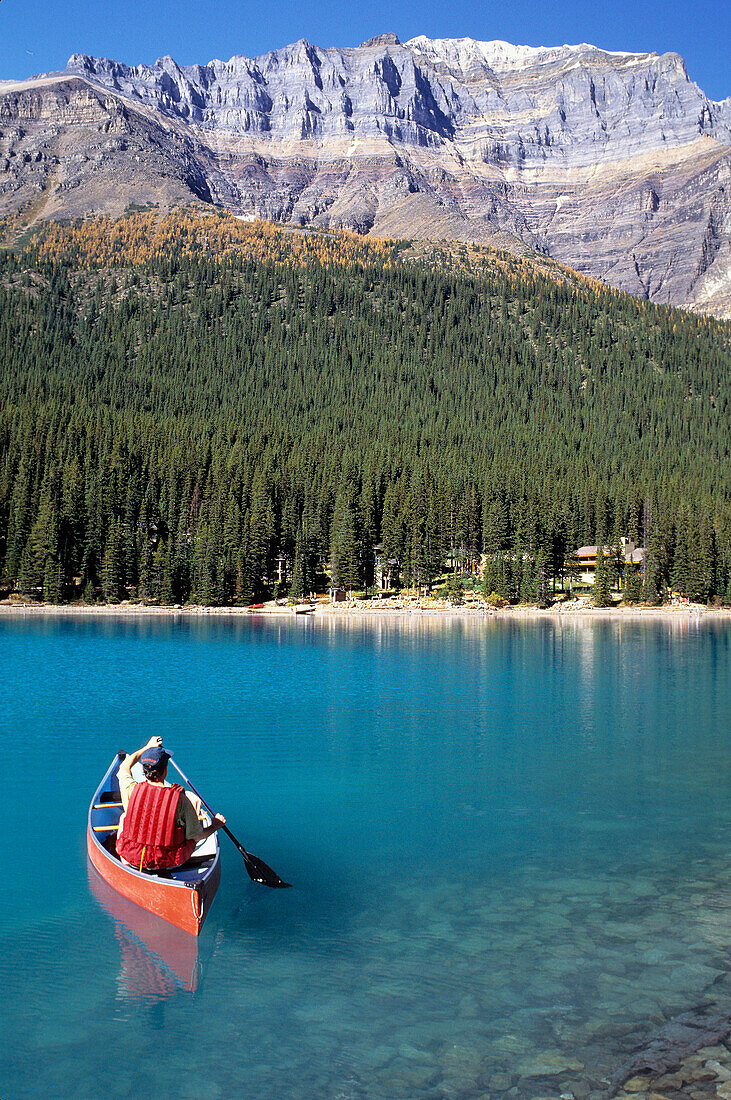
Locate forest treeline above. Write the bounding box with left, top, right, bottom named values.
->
left=0, top=211, right=729, bottom=606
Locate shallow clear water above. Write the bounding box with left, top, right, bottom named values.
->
left=0, top=612, right=728, bottom=1099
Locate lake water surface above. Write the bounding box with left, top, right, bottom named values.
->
left=1, top=612, right=729, bottom=1099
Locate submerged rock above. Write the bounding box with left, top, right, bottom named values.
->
left=609, top=1009, right=731, bottom=1093
left=517, top=1050, right=585, bottom=1077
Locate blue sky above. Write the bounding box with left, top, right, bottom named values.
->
left=1, top=0, right=729, bottom=101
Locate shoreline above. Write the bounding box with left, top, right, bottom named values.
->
left=1, top=599, right=730, bottom=621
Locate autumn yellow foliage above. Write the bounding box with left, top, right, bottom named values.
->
left=1, top=209, right=398, bottom=271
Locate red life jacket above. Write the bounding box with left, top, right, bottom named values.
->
left=116, top=783, right=196, bottom=870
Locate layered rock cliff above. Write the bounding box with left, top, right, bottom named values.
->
left=1, top=34, right=730, bottom=315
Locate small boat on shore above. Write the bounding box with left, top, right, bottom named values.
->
left=87, top=754, right=221, bottom=936
left=247, top=602, right=317, bottom=614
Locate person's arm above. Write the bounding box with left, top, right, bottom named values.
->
left=118, top=736, right=162, bottom=807
left=186, top=791, right=203, bottom=817
left=179, top=792, right=226, bottom=842
left=119, top=736, right=162, bottom=781
left=196, top=813, right=227, bottom=842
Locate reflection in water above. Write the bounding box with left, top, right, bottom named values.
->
left=88, top=864, right=200, bottom=1003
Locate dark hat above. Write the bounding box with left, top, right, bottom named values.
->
left=139, top=745, right=171, bottom=771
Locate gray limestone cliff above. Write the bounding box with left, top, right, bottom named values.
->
left=1, top=34, right=730, bottom=315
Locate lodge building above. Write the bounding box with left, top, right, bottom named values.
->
left=570, top=539, right=645, bottom=588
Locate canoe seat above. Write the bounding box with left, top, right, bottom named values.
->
left=97, top=791, right=123, bottom=804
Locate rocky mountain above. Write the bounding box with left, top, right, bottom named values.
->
left=1, top=33, right=730, bottom=315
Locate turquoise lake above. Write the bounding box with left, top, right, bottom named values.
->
left=0, top=612, right=728, bottom=1099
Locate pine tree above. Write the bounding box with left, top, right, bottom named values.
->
left=593, top=543, right=612, bottom=607
left=82, top=471, right=104, bottom=597
left=0, top=217, right=729, bottom=613
left=102, top=518, right=123, bottom=602
left=446, top=572, right=463, bottom=606
left=234, top=548, right=253, bottom=605
left=4, top=450, right=33, bottom=583
left=624, top=563, right=642, bottom=603
left=289, top=542, right=305, bottom=601
left=160, top=538, right=176, bottom=604
left=514, top=543, right=537, bottom=604
left=43, top=556, right=63, bottom=604
left=193, top=524, right=216, bottom=606
left=19, top=483, right=60, bottom=600
left=149, top=540, right=166, bottom=603
left=694, top=510, right=717, bottom=604
left=482, top=493, right=510, bottom=554
left=172, top=512, right=192, bottom=605
left=330, top=506, right=362, bottom=591
left=671, top=508, right=692, bottom=597
left=137, top=502, right=152, bottom=601
left=248, top=475, right=275, bottom=592
left=643, top=534, right=665, bottom=605
left=535, top=547, right=551, bottom=607
left=380, top=482, right=404, bottom=567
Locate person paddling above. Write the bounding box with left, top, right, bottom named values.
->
left=116, top=737, right=226, bottom=872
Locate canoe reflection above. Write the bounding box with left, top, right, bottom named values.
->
left=88, top=862, right=200, bottom=1001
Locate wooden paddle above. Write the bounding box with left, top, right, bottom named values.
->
left=168, top=758, right=292, bottom=889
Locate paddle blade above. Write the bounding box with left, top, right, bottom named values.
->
left=221, top=825, right=292, bottom=888
left=242, top=850, right=292, bottom=889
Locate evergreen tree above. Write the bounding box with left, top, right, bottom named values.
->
left=624, top=563, right=642, bottom=604
left=482, top=493, right=510, bottom=554
left=593, top=543, right=612, bottom=607
left=43, top=556, right=63, bottom=604
left=19, top=483, right=59, bottom=599
left=671, top=507, right=692, bottom=597
left=643, top=531, right=666, bottom=604
left=102, top=518, right=124, bottom=602
left=694, top=510, right=717, bottom=603
left=535, top=547, right=551, bottom=607
left=330, top=506, right=362, bottom=591
left=234, top=548, right=253, bottom=605
left=380, top=483, right=404, bottom=569
left=149, top=541, right=167, bottom=603
left=248, top=475, right=275, bottom=592
left=289, top=544, right=305, bottom=601
left=137, top=502, right=152, bottom=601
left=515, top=544, right=537, bottom=604
left=446, top=573, right=463, bottom=606
left=193, top=524, right=217, bottom=606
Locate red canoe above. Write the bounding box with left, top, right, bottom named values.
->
left=87, top=753, right=221, bottom=937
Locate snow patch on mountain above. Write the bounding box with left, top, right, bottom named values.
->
left=404, top=36, right=655, bottom=75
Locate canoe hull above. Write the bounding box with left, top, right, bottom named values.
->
left=87, top=831, right=220, bottom=936
left=87, top=754, right=220, bottom=937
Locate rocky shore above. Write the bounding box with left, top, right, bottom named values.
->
left=1, top=596, right=730, bottom=621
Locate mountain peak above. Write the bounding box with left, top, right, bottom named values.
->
left=360, top=33, right=401, bottom=48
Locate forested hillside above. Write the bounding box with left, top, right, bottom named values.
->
left=0, top=210, right=729, bottom=606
